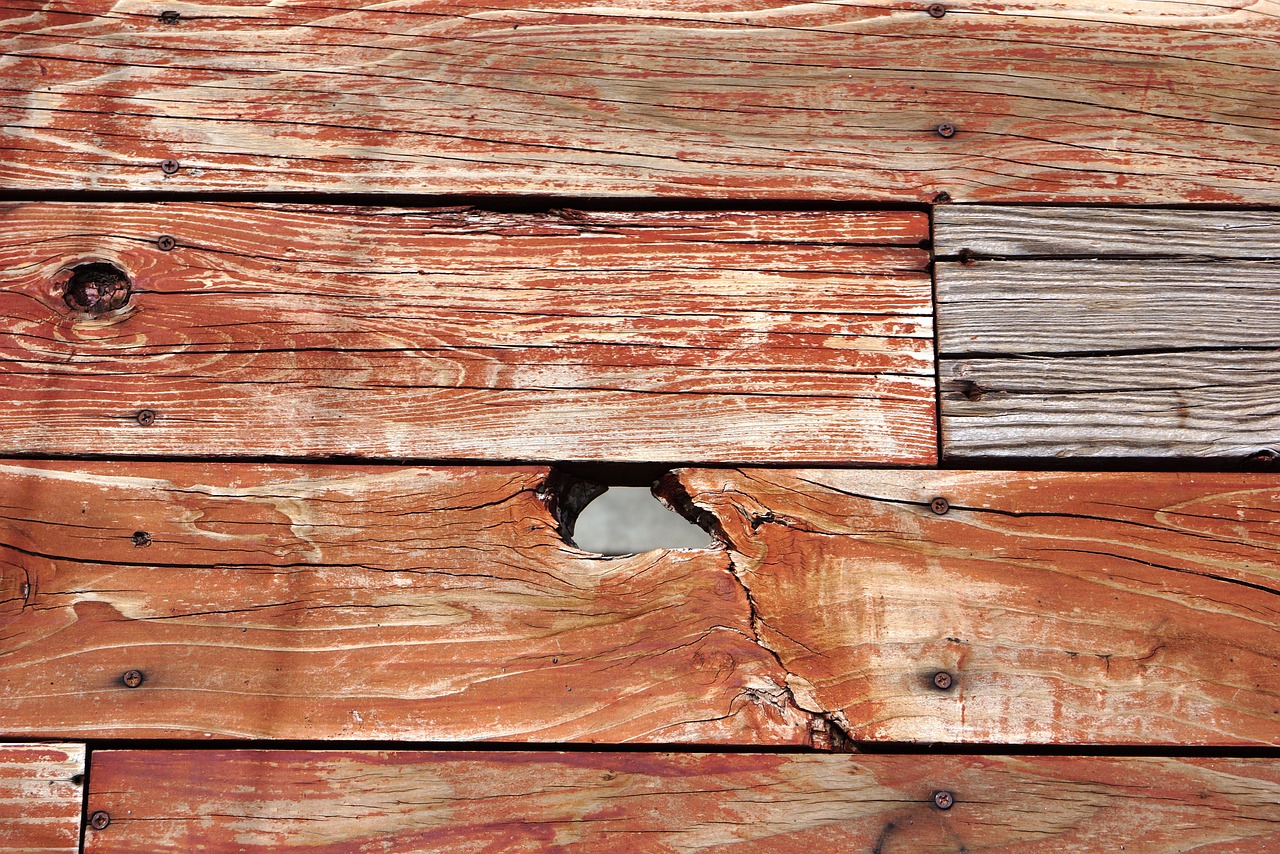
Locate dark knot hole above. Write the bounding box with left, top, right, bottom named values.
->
left=63, top=262, right=132, bottom=315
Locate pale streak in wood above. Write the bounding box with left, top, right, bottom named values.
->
left=0, top=743, right=83, bottom=854
left=0, top=461, right=818, bottom=744
left=0, top=202, right=934, bottom=463
left=1, top=1, right=1277, bottom=202
left=935, top=207, right=1280, bottom=258
left=936, top=257, right=1280, bottom=458
left=669, top=468, right=1280, bottom=745
left=84, top=749, right=1280, bottom=853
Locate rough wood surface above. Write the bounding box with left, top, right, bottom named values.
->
left=936, top=257, right=1280, bottom=458
left=0, top=202, right=934, bottom=464
left=3, top=1, right=1277, bottom=202
left=935, top=207, right=1280, bottom=258
left=667, top=468, right=1280, bottom=745
left=0, top=743, right=83, bottom=854
left=84, top=749, right=1280, bottom=853
left=0, top=461, right=819, bottom=744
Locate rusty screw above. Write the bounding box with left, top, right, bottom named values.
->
left=136, top=409, right=156, bottom=427
left=932, top=671, right=954, bottom=690
left=160, top=159, right=180, bottom=175
left=89, top=811, right=111, bottom=830
left=159, top=10, right=180, bottom=24
left=933, top=790, right=955, bottom=810
left=927, top=3, right=946, bottom=17
left=122, top=669, right=145, bottom=688
left=132, top=531, right=152, bottom=547
left=937, top=122, right=957, bottom=138
left=930, top=497, right=950, bottom=515
left=157, top=234, right=176, bottom=251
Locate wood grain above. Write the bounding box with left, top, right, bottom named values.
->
left=84, top=749, right=1280, bottom=853
left=935, top=207, right=1280, bottom=258
left=667, top=468, right=1280, bottom=745
left=0, top=461, right=820, bottom=744
left=0, top=202, right=935, bottom=464
left=0, top=743, right=83, bottom=854
left=936, top=256, right=1280, bottom=458
left=2, top=1, right=1277, bottom=202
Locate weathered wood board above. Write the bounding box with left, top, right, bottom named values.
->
left=0, top=743, right=84, bottom=854
left=668, top=468, right=1280, bottom=745
left=935, top=208, right=1280, bottom=459
left=3, top=1, right=1277, bottom=203
left=83, top=749, right=1280, bottom=853
left=6, top=461, right=1279, bottom=746
left=0, top=461, right=819, bottom=744
left=935, top=207, right=1280, bottom=259
left=0, top=203, right=935, bottom=464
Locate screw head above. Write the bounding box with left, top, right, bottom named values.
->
left=136, top=409, right=156, bottom=427
left=937, top=122, right=957, bottom=138
left=89, top=810, right=111, bottom=830
left=932, top=670, right=954, bottom=690
left=933, top=790, right=955, bottom=810
left=157, top=235, right=176, bottom=251
left=927, top=3, right=946, bottom=17
left=132, top=531, right=152, bottom=547
left=122, top=669, right=145, bottom=688
left=930, top=497, right=950, bottom=515
left=160, top=159, right=180, bottom=175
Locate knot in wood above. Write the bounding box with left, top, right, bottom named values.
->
left=63, top=263, right=132, bottom=315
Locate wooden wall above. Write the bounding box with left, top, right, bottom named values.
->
left=2, top=1, right=1278, bottom=850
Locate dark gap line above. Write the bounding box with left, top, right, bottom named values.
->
left=935, top=252, right=1280, bottom=263
left=12, top=736, right=1280, bottom=759
left=0, top=189, right=930, bottom=214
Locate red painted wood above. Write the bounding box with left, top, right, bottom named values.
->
left=1, top=1, right=1275, bottom=202
left=0, top=203, right=935, bottom=464
left=83, top=749, right=1280, bottom=852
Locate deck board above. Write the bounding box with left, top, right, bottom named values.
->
left=83, top=749, right=1280, bottom=853
left=0, top=203, right=934, bottom=464
left=2, top=1, right=1276, bottom=202
left=0, top=743, right=84, bottom=854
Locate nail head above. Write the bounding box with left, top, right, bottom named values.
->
left=122, top=669, right=144, bottom=688
left=161, top=159, right=180, bottom=175
left=89, top=811, right=111, bottom=830
left=930, top=497, right=950, bottom=515
left=934, top=790, right=955, bottom=810
left=937, top=122, right=957, bottom=138
left=157, top=235, right=176, bottom=251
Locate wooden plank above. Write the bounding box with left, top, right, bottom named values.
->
left=666, top=468, right=1280, bottom=745
left=0, top=202, right=935, bottom=464
left=83, top=749, right=1280, bottom=852
left=2, top=1, right=1277, bottom=203
left=0, top=461, right=820, bottom=744
left=936, top=257, right=1280, bottom=458
left=935, top=207, right=1280, bottom=258
left=0, top=743, right=83, bottom=854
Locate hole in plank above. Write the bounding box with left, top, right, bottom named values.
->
left=61, top=262, right=132, bottom=315
left=572, top=486, right=713, bottom=556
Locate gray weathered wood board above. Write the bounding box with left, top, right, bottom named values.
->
left=936, top=208, right=1280, bottom=459
left=935, top=207, right=1280, bottom=259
